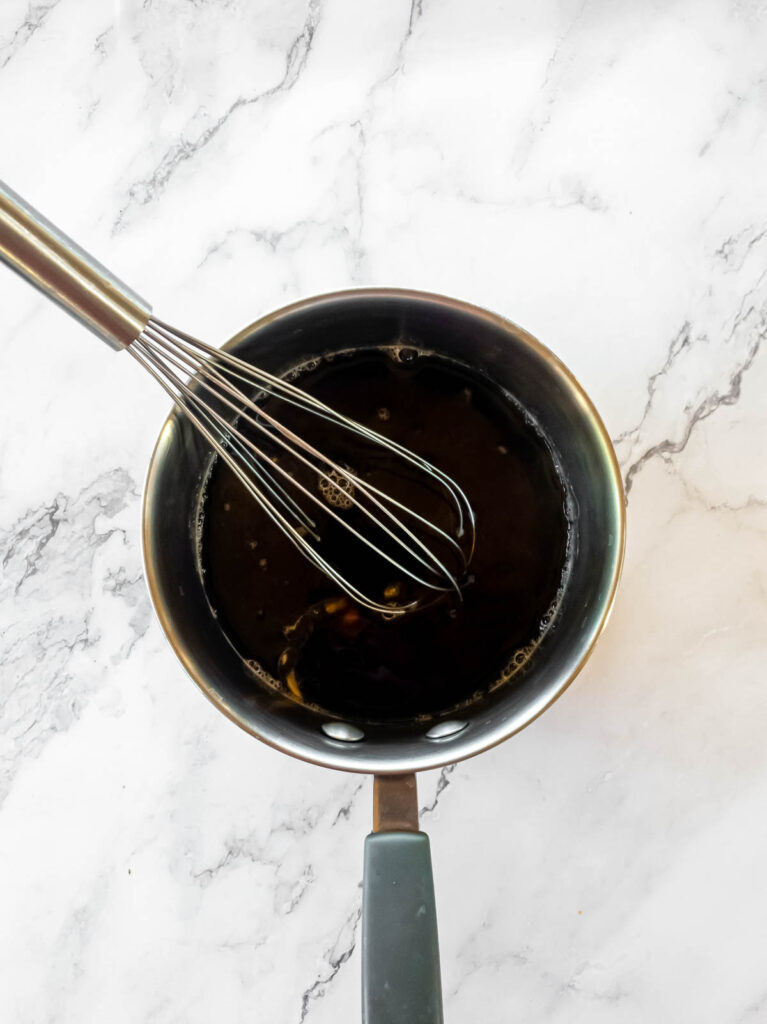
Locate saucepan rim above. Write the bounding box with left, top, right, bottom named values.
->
left=140, top=287, right=626, bottom=773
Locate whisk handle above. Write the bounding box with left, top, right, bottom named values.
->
left=0, top=180, right=150, bottom=350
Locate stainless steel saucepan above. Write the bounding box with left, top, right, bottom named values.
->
left=142, top=288, right=625, bottom=1023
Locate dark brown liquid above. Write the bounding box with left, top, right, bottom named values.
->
left=199, top=349, right=570, bottom=722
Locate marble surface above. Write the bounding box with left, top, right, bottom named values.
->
left=1, top=0, right=766, bottom=1020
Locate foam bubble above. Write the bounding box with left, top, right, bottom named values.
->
left=319, top=468, right=355, bottom=509
left=244, top=659, right=279, bottom=688
left=387, top=345, right=420, bottom=364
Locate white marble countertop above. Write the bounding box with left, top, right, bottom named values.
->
left=1, top=1, right=766, bottom=1020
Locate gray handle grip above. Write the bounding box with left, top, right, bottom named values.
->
left=0, top=180, right=150, bottom=349
left=362, top=831, right=443, bottom=1024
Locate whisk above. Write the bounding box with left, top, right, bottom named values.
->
left=0, top=181, right=474, bottom=614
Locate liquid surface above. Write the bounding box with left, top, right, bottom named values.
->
left=200, top=348, right=570, bottom=722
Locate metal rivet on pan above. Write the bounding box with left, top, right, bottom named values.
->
left=322, top=721, right=365, bottom=742
left=425, top=720, right=468, bottom=740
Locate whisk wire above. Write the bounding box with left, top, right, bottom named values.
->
left=131, top=341, right=396, bottom=611
left=136, top=332, right=459, bottom=591
left=152, top=319, right=476, bottom=545
left=131, top=318, right=475, bottom=614
left=146, top=323, right=473, bottom=572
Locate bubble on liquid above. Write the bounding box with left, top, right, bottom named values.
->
left=489, top=591, right=566, bottom=692
left=319, top=468, right=355, bottom=509
left=497, top=445, right=508, bottom=455
left=223, top=502, right=231, bottom=512
left=494, top=644, right=538, bottom=685
left=303, top=358, right=319, bottom=372
left=538, top=597, right=561, bottom=635
left=380, top=604, right=400, bottom=622
left=258, top=557, right=268, bottom=569
left=248, top=539, right=258, bottom=549
left=193, top=459, right=216, bottom=569
left=245, top=659, right=278, bottom=688
left=377, top=407, right=391, bottom=421
left=389, top=345, right=420, bottom=364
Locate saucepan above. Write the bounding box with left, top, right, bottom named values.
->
left=142, top=288, right=625, bottom=1023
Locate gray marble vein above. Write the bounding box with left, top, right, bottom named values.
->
left=0, top=0, right=62, bottom=70
left=0, top=469, right=146, bottom=804
left=113, top=0, right=322, bottom=230
left=298, top=903, right=362, bottom=1023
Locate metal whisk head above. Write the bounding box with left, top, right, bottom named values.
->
left=130, top=318, right=475, bottom=615
left=0, top=181, right=474, bottom=613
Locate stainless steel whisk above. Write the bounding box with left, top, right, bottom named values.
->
left=0, top=181, right=474, bottom=614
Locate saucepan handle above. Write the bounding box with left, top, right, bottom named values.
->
left=362, top=775, right=443, bottom=1024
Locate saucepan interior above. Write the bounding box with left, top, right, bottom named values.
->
left=142, top=289, right=625, bottom=774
